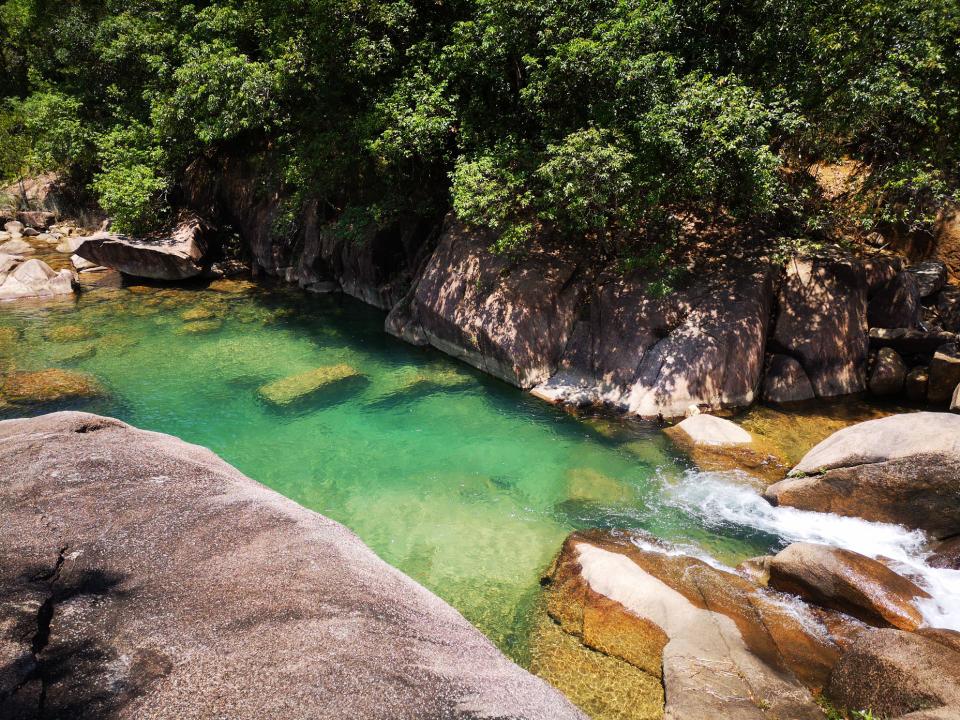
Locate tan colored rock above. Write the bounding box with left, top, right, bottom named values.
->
left=952, top=382, right=960, bottom=412
left=868, top=347, right=907, bottom=396
left=543, top=531, right=862, bottom=719
left=668, top=414, right=752, bottom=445
left=0, top=238, right=33, bottom=254
left=0, top=412, right=585, bottom=720
left=765, top=413, right=960, bottom=538
left=768, top=543, right=930, bottom=630
left=929, top=343, right=960, bottom=404
left=828, top=629, right=960, bottom=718
left=46, top=324, right=99, bottom=343
left=0, top=258, right=74, bottom=300
left=257, top=364, right=363, bottom=405
left=0, top=368, right=103, bottom=405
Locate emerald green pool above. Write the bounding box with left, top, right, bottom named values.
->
left=0, top=280, right=811, bottom=661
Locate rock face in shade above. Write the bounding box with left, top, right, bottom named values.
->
left=907, top=260, right=948, bottom=298
left=74, top=215, right=210, bottom=281
left=768, top=543, right=930, bottom=630
left=542, top=531, right=862, bottom=720
left=929, top=343, right=960, bottom=404
left=771, top=255, right=898, bottom=398
left=868, top=347, right=907, bottom=396
left=764, top=412, right=960, bottom=538
left=0, top=412, right=584, bottom=720
left=762, top=353, right=816, bottom=404
left=905, top=365, right=930, bottom=401
left=828, top=629, right=960, bottom=719
left=867, top=270, right=920, bottom=329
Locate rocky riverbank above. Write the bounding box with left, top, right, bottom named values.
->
left=0, top=412, right=584, bottom=720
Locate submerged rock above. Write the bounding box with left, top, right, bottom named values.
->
left=764, top=412, right=960, bottom=538
left=768, top=543, right=930, bottom=630
left=0, top=368, right=103, bottom=405
left=542, top=531, right=861, bottom=719
left=74, top=215, right=210, bottom=280
left=0, top=412, right=584, bottom=719
left=665, top=413, right=788, bottom=482
left=828, top=629, right=960, bottom=719
left=45, top=323, right=99, bottom=343
left=257, top=364, right=362, bottom=405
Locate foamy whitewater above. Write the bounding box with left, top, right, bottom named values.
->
left=660, top=469, right=960, bottom=631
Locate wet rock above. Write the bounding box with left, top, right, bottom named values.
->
left=762, top=354, right=815, bottom=404
left=905, top=365, right=930, bottom=401
left=870, top=327, right=958, bottom=357
left=737, top=556, right=773, bottom=585
left=868, top=271, right=920, bottom=329
left=764, top=412, right=960, bottom=538
left=181, top=305, right=217, bottom=321
left=0, top=257, right=74, bottom=300
left=907, top=260, right=948, bottom=298
left=768, top=543, right=930, bottom=630
left=0, top=368, right=103, bottom=405
left=771, top=255, right=897, bottom=398
left=667, top=414, right=752, bottom=446
left=868, top=347, right=907, bottom=395
left=257, top=364, right=363, bottom=405
left=929, top=343, right=960, bottom=404
left=74, top=215, right=211, bottom=280
left=928, top=536, right=960, bottom=570
left=828, top=629, right=960, bottom=719
left=544, top=531, right=858, bottom=719
left=177, top=319, right=223, bottom=335
left=46, top=324, right=99, bottom=343
left=0, top=412, right=584, bottom=720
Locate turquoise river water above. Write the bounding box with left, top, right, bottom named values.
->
left=3, top=278, right=958, bottom=664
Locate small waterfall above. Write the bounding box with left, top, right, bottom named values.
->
left=660, top=470, right=960, bottom=631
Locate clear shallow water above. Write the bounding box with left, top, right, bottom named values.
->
left=2, top=279, right=957, bottom=662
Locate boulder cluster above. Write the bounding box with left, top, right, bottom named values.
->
left=0, top=215, right=75, bottom=300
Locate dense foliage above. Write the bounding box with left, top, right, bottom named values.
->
left=0, top=0, right=957, bottom=251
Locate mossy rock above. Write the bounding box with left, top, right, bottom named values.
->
left=45, top=324, right=100, bottom=343
left=0, top=326, right=21, bottom=356
left=177, top=319, right=223, bottom=335
left=207, top=278, right=257, bottom=294
left=257, top=364, right=363, bottom=406
left=181, top=305, right=218, bottom=322
left=50, top=343, right=97, bottom=364
left=0, top=368, right=104, bottom=405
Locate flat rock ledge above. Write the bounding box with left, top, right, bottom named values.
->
left=0, top=411, right=584, bottom=720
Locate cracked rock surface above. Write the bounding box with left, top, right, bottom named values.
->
left=0, top=411, right=585, bottom=720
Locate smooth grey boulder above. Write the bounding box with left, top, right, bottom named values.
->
left=764, top=412, right=960, bottom=538
left=0, top=257, right=74, bottom=300
left=74, top=215, right=210, bottom=281
left=0, top=412, right=584, bottom=720
left=762, top=354, right=816, bottom=404
left=868, top=347, right=907, bottom=396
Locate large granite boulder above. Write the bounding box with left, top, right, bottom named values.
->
left=868, top=270, right=920, bottom=329
left=764, top=412, right=960, bottom=537
left=868, top=347, right=907, bottom=396
left=74, top=215, right=211, bottom=281
left=828, top=629, right=960, bottom=718
left=770, top=255, right=898, bottom=398
left=531, top=262, right=775, bottom=418
left=768, top=543, right=930, bottom=630
left=929, top=343, right=960, bottom=404
left=387, top=219, right=582, bottom=388
left=0, top=412, right=584, bottom=720
left=542, top=531, right=862, bottom=719
left=0, top=256, right=74, bottom=300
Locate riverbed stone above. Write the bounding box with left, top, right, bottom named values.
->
left=3, top=220, right=23, bottom=234
left=828, top=629, right=960, bottom=718
left=668, top=414, right=752, bottom=445
left=907, top=260, right=948, bottom=298
left=16, top=210, right=54, bottom=230
left=928, top=536, right=960, bottom=570
left=929, top=343, right=960, bottom=404
left=177, top=318, right=223, bottom=334
left=870, top=327, right=959, bottom=357
left=868, top=270, right=920, bottom=329
left=257, top=364, right=363, bottom=405
left=0, top=368, right=103, bottom=405
left=764, top=412, right=960, bottom=538
left=768, top=543, right=930, bottom=630
left=0, top=238, right=33, bottom=254
left=543, top=530, right=860, bottom=719
left=45, top=324, right=99, bottom=343
left=0, top=411, right=585, bottom=720
left=868, top=347, right=907, bottom=396
left=762, top=354, right=815, bottom=404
